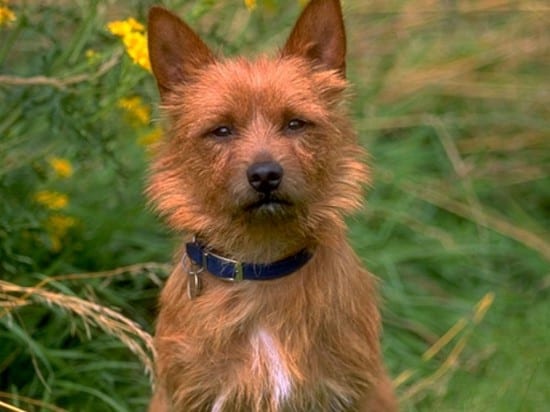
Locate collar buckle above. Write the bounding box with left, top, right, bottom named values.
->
left=234, top=261, right=244, bottom=282
left=203, top=250, right=244, bottom=282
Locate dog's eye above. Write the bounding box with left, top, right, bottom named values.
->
left=287, top=119, right=307, bottom=132
left=211, top=126, right=233, bottom=138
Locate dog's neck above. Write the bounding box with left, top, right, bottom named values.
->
left=193, top=232, right=308, bottom=257
left=190, top=213, right=347, bottom=264
left=191, top=229, right=317, bottom=264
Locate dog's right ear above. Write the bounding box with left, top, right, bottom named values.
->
left=282, top=0, right=346, bottom=76
left=147, top=6, right=215, bottom=97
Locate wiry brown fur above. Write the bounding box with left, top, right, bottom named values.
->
left=146, top=1, right=397, bottom=411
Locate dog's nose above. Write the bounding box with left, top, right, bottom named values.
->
left=247, top=161, right=283, bottom=193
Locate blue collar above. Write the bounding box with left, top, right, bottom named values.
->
left=185, top=241, right=312, bottom=282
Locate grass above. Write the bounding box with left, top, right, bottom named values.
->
left=0, top=0, right=548, bottom=410
left=427, top=295, right=550, bottom=412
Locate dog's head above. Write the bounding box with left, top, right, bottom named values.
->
left=146, top=0, right=368, bottom=258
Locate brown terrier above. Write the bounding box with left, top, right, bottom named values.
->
left=146, top=0, right=397, bottom=410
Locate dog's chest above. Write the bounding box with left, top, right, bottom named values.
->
left=250, top=328, right=293, bottom=403
left=208, top=328, right=291, bottom=411
left=209, top=327, right=355, bottom=412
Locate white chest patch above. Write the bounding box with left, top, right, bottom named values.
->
left=250, top=328, right=293, bottom=407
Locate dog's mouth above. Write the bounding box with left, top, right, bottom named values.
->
left=244, top=194, right=293, bottom=213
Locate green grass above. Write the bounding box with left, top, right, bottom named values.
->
left=421, top=293, right=550, bottom=412
left=1, top=0, right=548, bottom=411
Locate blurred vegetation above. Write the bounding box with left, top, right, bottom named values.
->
left=1, top=0, right=548, bottom=411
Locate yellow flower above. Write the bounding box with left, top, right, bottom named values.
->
left=107, top=17, right=151, bottom=72
left=0, top=5, right=16, bottom=26
left=45, top=214, right=77, bottom=252
left=118, top=96, right=151, bottom=126
left=122, top=31, right=151, bottom=71
left=85, top=48, right=99, bottom=62
left=34, top=191, right=69, bottom=210
left=138, top=127, right=163, bottom=146
left=48, top=157, right=73, bottom=178
left=244, top=0, right=256, bottom=11
left=107, top=17, right=144, bottom=36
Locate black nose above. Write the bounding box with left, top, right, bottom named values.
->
left=247, top=161, right=284, bottom=193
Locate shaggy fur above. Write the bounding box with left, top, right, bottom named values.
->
left=146, top=0, right=398, bottom=410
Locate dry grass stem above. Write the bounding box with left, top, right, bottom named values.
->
left=397, top=292, right=495, bottom=400
left=422, top=318, right=468, bottom=361
left=33, top=262, right=170, bottom=289
left=457, top=133, right=547, bottom=154
left=0, top=262, right=170, bottom=319
left=439, top=80, right=549, bottom=102
left=399, top=181, right=550, bottom=261
left=401, top=333, right=470, bottom=401
left=381, top=36, right=547, bottom=102
left=0, top=400, right=26, bottom=412
left=0, top=280, right=156, bottom=383
left=0, top=392, right=67, bottom=412
left=0, top=51, right=123, bottom=91
left=428, top=116, right=469, bottom=178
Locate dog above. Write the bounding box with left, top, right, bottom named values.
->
left=146, top=0, right=397, bottom=410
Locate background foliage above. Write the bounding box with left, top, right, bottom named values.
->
left=1, top=0, right=548, bottom=411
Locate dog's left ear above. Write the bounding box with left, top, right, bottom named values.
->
left=282, top=0, right=346, bottom=76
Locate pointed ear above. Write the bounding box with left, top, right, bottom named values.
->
left=282, top=0, right=346, bottom=76
left=147, top=6, right=215, bottom=97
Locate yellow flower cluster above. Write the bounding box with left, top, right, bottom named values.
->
left=138, top=126, right=163, bottom=147
left=0, top=4, right=16, bottom=26
left=118, top=96, right=151, bottom=126
left=108, top=17, right=144, bottom=35
left=244, top=0, right=257, bottom=11
left=107, top=17, right=151, bottom=72
left=48, top=157, right=73, bottom=178
left=46, top=215, right=77, bottom=252
left=34, top=191, right=69, bottom=210
left=33, top=157, right=77, bottom=251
